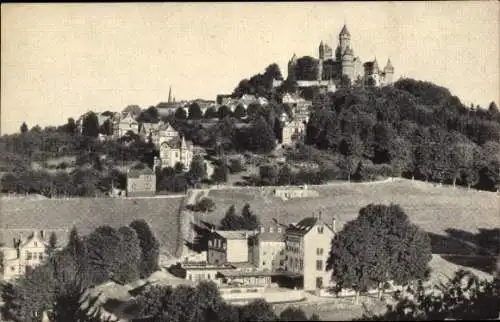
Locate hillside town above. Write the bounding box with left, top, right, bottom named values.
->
left=1, top=11, right=500, bottom=322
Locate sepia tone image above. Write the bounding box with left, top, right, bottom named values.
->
left=0, top=2, right=499, bottom=321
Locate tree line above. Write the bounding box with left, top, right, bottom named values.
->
left=1, top=219, right=160, bottom=321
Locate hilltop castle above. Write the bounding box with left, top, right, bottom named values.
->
left=287, top=24, right=394, bottom=88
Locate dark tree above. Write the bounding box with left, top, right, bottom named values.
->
left=175, top=107, right=187, bottom=120
left=211, top=164, right=229, bottom=183
left=174, top=162, right=186, bottom=173
left=279, top=307, right=309, bottom=321
left=82, top=112, right=99, bottom=137
left=326, top=204, right=432, bottom=303
left=1, top=282, right=24, bottom=322
left=20, top=122, right=28, bottom=134
left=204, top=106, right=218, bottom=119
left=219, top=205, right=240, bottom=230
left=239, top=299, right=278, bottom=322
left=241, top=203, right=260, bottom=230
left=362, top=270, right=500, bottom=321
left=233, top=104, right=247, bottom=119
left=66, top=118, right=77, bottom=134
left=188, top=102, right=203, bottom=120
left=188, top=155, right=207, bottom=182
left=46, top=232, right=58, bottom=257
left=218, top=105, right=232, bottom=120
left=277, top=165, right=294, bottom=186
left=247, top=116, right=276, bottom=153
left=129, top=220, right=160, bottom=278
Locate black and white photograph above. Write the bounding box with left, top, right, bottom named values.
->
left=0, top=2, right=499, bottom=321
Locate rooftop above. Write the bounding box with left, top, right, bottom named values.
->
left=215, top=230, right=254, bottom=240
left=127, top=167, right=154, bottom=178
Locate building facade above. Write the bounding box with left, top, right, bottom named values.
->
left=126, top=167, right=156, bottom=197
left=249, top=225, right=285, bottom=272
left=113, top=113, right=140, bottom=138
left=158, top=135, right=194, bottom=170
left=284, top=215, right=336, bottom=291
left=207, top=230, right=254, bottom=265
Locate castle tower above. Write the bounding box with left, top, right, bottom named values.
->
left=383, top=58, right=394, bottom=84
left=341, top=46, right=354, bottom=83
left=338, top=24, right=351, bottom=56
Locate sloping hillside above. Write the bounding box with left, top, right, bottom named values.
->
left=204, top=179, right=499, bottom=236
left=1, top=196, right=184, bottom=255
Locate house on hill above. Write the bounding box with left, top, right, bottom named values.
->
left=126, top=167, right=156, bottom=197
left=113, top=113, right=140, bottom=138
left=284, top=213, right=336, bottom=291
left=138, top=121, right=179, bottom=149
left=158, top=135, right=194, bottom=170
left=0, top=230, right=66, bottom=281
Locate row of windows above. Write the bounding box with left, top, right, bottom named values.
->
left=286, top=245, right=300, bottom=253
left=25, top=251, right=43, bottom=261
left=209, top=239, right=226, bottom=249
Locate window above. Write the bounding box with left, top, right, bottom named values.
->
left=188, top=274, right=192, bottom=281
left=316, top=277, right=323, bottom=289
left=209, top=240, right=213, bottom=247
left=318, top=226, right=324, bottom=234
left=316, top=260, right=323, bottom=271
left=26, top=251, right=32, bottom=260
left=262, top=261, right=266, bottom=266
left=316, top=248, right=324, bottom=256
left=34, top=242, right=37, bottom=247
left=207, top=274, right=211, bottom=280
left=39, top=253, right=43, bottom=260
left=300, top=259, right=303, bottom=270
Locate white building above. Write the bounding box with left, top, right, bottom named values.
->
left=249, top=225, right=285, bottom=272
left=284, top=214, right=336, bottom=291
left=158, top=136, right=194, bottom=170
left=1, top=231, right=54, bottom=281
left=207, top=230, right=255, bottom=265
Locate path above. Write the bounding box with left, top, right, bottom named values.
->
left=176, top=188, right=211, bottom=260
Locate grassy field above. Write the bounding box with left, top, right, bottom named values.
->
left=203, top=179, right=499, bottom=237
left=1, top=196, right=185, bottom=256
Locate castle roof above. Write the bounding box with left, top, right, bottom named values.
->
left=385, top=58, right=394, bottom=70
left=340, top=24, right=351, bottom=37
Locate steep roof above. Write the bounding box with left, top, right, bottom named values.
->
left=127, top=167, right=154, bottom=178
left=286, top=217, right=318, bottom=235
left=385, top=58, right=394, bottom=70
left=340, top=24, right=351, bottom=37
left=161, top=136, right=193, bottom=150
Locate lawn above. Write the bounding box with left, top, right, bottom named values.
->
left=1, top=196, right=185, bottom=256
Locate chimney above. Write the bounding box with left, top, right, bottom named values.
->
left=40, top=230, right=44, bottom=239
left=318, top=211, right=322, bottom=221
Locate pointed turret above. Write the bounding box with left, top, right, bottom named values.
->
left=168, top=86, right=172, bottom=103
left=319, top=41, right=325, bottom=60
left=384, top=58, right=394, bottom=72
left=339, top=24, right=351, bottom=37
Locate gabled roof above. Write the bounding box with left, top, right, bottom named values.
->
left=160, top=136, right=192, bottom=150
left=127, top=167, right=154, bottom=178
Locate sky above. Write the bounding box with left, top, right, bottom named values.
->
left=1, top=2, right=499, bottom=134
